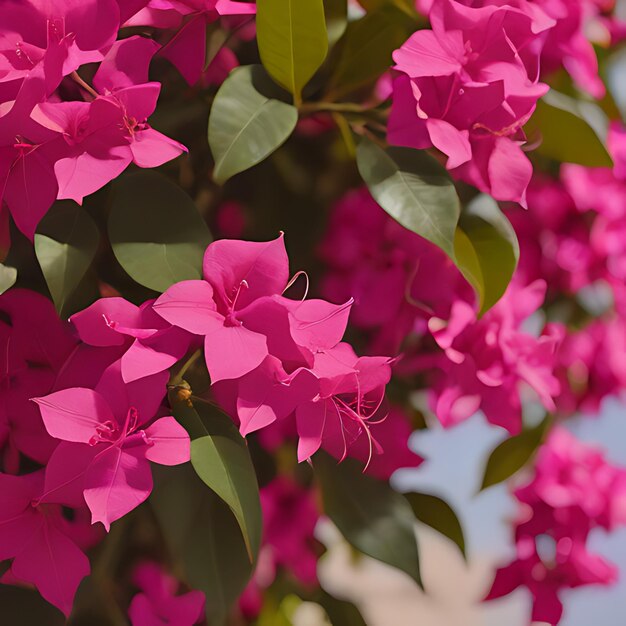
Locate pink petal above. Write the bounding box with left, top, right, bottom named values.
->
left=487, top=137, right=532, bottom=206
left=33, top=388, right=115, bottom=443
left=39, top=441, right=99, bottom=507
left=393, top=29, right=464, bottom=78
left=296, top=401, right=327, bottom=462
left=131, top=127, right=187, bottom=168
left=159, top=13, right=206, bottom=85
left=71, top=297, right=142, bottom=347
left=426, top=118, right=472, bottom=169
left=202, top=234, right=289, bottom=310
left=84, top=445, right=153, bottom=531
left=216, top=0, right=256, bottom=15
left=121, top=338, right=181, bottom=383
left=93, top=35, right=160, bottom=93
left=11, top=518, right=90, bottom=618
left=143, top=416, right=191, bottom=466
left=153, top=280, right=222, bottom=335
left=203, top=324, right=268, bottom=382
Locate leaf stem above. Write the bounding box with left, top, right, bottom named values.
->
left=170, top=349, right=203, bottom=385
left=70, top=71, right=99, bottom=99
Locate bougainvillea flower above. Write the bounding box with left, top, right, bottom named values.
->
left=390, top=0, right=554, bottom=204
left=427, top=280, right=562, bottom=433
left=154, top=235, right=289, bottom=382
left=32, top=84, right=186, bottom=204
left=126, top=0, right=255, bottom=84
left=0, top=471, right=90, bottom=617
left=33, top=363, right=190, bottom=530
left=128, top=562, right=205, bottom=626
left=296, top=343, right=393, bottom=464
left=71, top=296, right=193, bottom=383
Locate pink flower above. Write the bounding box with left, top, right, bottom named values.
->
left=0, top=470, right=91, bottom=617
left=427, top=280, right=562, bottom=433
left=126, top=0, right=255, bottom=84
left=390, top=0, right=554, bottom=204
left=71, top=296, right=193, bottom=383
left=33, top=361, right=190, bottom=530
left=154, top=235, right=290, bottom=382
left=486, top=429, right=626, bottom=624
left=128, top=562, right=205, bottom=626
left=31, top=37, right=186, bottom=205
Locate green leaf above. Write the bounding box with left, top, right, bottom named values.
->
left=526, top=90, right=613, bottom=167
left=256, top=0, right=328, bottom=101
left=480, top=417, right=551, bottom=491
left=314, top=452, right=421, bottom=586
left=404, top=492, right=466, bottom=559
left=34, top=202, right=99, bottom=314
left=151, top=463, right=254, bottom=626
left=327, top=5, right=412, bottom=98
left=109, top=171, right=212, bottom=293
left=315, top=591, right=367, bottom=626
left=168, top=388, right=262, bottom=562
left=454, top=194, right=519, bottom=315
left=209, top=65, right=299, bottom=184
left=0, top=263, right=17, bottom=295
left=357, top=137, right=460, bottom=258
left=324, top=0, right=348, bottom=47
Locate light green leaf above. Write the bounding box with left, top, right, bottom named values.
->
left=256, top=0, right=328, bottom=101
left=454, top=194, right=519, bottom=315
left=357, top=138, right=460, bottom=258
left=327, top=5, right=412, bottom=98
left=315, top=452, right=421, bottom=586
left=480, top=417, right=551, bottom=491
left=35, top=202, right=99, bottom=314
left=324, top=0, right=348, bottom=47
left=109, top=171, right=212, bottom=293
left=168, top=388, right=262, bottom=562
left=526, top=90, right=613, bottom=167
left=209, top=65, right=298, bottom=184
left=404, top=492, right=466, bottom=559
left=0, top=263, right=17, bottom=295
left=151, top=463, right=254, bottom=626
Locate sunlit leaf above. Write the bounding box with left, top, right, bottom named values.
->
left=109, top=171, right=212, bottom=293
left=315, top=452, right=421, bottom=586
left=0, top=263, right=17, bottom=295
left=35, top=202, right=99, bottom=314
left=168, top=387, right=262, bottom=562
left=151, top=463, right=254, bottom=626
left=404, top=492, right=466, bottom=559
left=256, top=0, right=328, bottom=102
left=526, top=90, right=613, bottom=167
left=480, top=417, right=552, bottom=491
left=209, top=65, right=298, bottom=184
left=357, top=137, right=460, bottom=258
left=454, top=194, right=519, bottom=315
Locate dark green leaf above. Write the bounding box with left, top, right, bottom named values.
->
left=327, top=5, right=412, bottom=98
left=168, top=388, right=262, bottom=562
left=109, top=171, right=212, bottom=293
left=404, top=492, right=466, bottom=559
left=315, top=590, right=367, bottom=626
left=209, top=65, right=299, bottom=184
left=455, top=194, right=519, bottom=315
left=314, top=452, right=421, bottom=586
left=151, top=463, right=254, bottom=626
left=256, top=0, right=328, bottom=101
left=0, top=263, right=17, bottom=294
left=357, top=137, right=460, bottom=258
left=34, top=202, right=99, bottom=314
left=526, top=90, right=613, bottom=167
left=480, top=417, right=551, bottom=491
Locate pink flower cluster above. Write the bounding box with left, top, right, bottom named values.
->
left=395, top=0, right=625, bottom=204
left=320, top=188, right=562, bottom=435
left=129, top=561, right=205, bottom=626
left=0, top=235, right=408, bottom=616
left=0, top=0, right=255, bottom=242
left=0, top=289, right=191, bottom=615
left=486, top=428, right=626, bottom=624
